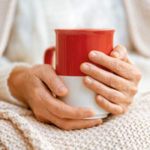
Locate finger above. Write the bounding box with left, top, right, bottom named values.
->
left=80, top=62, right=131, bottom=92
left=88, top=51, right=139, bottom=81
left=34, top=90, right=102, bottom=130
left=40, top=87, right=95, bottom=119
left=83, top=76, right=126, bottom=105
left=96, top=95, right=124, bottom=115
left=45, top=112, right=102, bottom=130
left=110, top=45, right=132, bottom=63
left=59, top=118, right=103, bottom=130
left=35, top=64, right=68, bottom=96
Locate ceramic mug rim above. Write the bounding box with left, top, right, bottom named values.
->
left=55, top=28, right=115, bottom=34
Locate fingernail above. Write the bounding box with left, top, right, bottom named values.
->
left=82, top=63, right=89, bottom=70
left=85, top=77, right=92, bottom=84
left=113, top=52, right=120, bottom=58
left=57, top=86, right=68, bottom=96
left=90, top=51, right=97, bottom=57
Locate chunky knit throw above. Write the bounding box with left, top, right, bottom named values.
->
left=0, top=92, right=150, bottom=149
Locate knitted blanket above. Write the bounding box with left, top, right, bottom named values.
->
left=0, top=92, right=150, bottom=150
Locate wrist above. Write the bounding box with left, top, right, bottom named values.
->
left=8, top=66, right=29, bottom=104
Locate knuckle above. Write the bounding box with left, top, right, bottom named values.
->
left=113, top=106, right=126, bottom=115
left=77, top=107, right=91, bottom=118
left=69, top=108, right=83, bottom=119
left=84, top=76, right=93, bottom=85
left=111, top=60, right=121, bottom=71
left=56, top=105, right=73, bottom=119
left=135, top=70, right=142, bottom=81
left=86, top=63, right=92, bottom=71
left=126, top=98, right=133, bottom=105
left=45, top=64, right=53, bottom=70
left=54, top=106, right=66, bottom=119
left=103, top=100, right=110, bottom=108
left=115, top=45, right=127, bottom=56
left=73, top=110, right=81, bottom=118
left=113, top=107, right=122, bottom=114
left=43, top=64, right=52, bottom=73
left=107, top=76, right=116, bottom=87
left=84, top=77, right=100, bottom=92
left=116, top=45, right=127, bottom=52
left=34, top=64, right=49, bottom=73
left=121, top=107, right=127, bottom=114
left=130, top=86, right=138, bottom=95
left=35, top=64, right=53, bottom=74
left=132, top=66, right=142, bottom=82
left=97, top=95, right=113, bottom=110
left=108, top=92, right=117, bottom=101
left=33, top=64, right=42, bottom=70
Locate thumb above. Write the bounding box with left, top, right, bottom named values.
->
left=35, top=65, right=68, bottom=97
left=110, top=45, right=131, bottom=63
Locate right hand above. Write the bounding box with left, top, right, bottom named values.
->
left=8, top=64, right=102, bottom=130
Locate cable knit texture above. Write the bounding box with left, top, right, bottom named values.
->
left=0, top=0, right=150, bottom=149
left=0, top=93, right=150, bottom=149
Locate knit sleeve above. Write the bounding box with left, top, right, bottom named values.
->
left=0, top=56, right=31, bottom=107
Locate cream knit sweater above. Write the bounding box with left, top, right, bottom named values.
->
left=0, top=0, right=150, bottom=149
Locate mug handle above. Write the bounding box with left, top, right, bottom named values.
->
left=44, top=46, right=55, bottom=66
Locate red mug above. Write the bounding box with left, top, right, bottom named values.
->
left=44, top=29, right=115, bottom=119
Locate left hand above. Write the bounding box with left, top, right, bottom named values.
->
left=80, top=45, right=142, bottom=115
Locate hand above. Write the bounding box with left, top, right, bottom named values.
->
left=80, top=45, right=141, bottom=115
left=8, top=64, right=102, bottom=130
